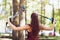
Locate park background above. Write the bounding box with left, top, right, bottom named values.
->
left=0, top=0, right=60, bottom=40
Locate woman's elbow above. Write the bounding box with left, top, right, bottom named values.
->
left=48, top=28, right=54, bottom=31
left=12, top=27, right=17, bottom=31
left=49, top=29, right=53, bottom=31
left=45, top=27, right=53, bottom=31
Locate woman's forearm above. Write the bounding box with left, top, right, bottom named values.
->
left=50, top=24, right=55, bottom=30
left=41, top=22, right=55, bottom=30
left=8, top=20, right=17, bottom=30
left=50, top=20, right=55, bottom=30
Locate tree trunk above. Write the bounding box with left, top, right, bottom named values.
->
left=18, top=0, right=25, bottom=40
left=12, top=0, right=25, bottom=40
left=12, top=0, right=19, bottom=40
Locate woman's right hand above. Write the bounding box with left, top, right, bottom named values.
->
left=53, top=19, right=56, bottom=24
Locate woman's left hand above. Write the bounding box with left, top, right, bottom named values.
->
left=53, top=19, right=56, bottom=24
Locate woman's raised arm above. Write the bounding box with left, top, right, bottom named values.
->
left=8, top=19, right=30, bottom=31
left=40, top=20, right=56, bottom=30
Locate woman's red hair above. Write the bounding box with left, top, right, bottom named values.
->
left=30, top=13, right=40, bottom=37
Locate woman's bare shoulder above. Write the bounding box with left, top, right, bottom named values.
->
left=39, top=24, right=45, bottom=30
left=24, top=24, right=31, bottom=29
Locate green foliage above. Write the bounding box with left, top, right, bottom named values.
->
left=0, top=0, right=60, bottom=37
left=0, top=0, right=12, bottom=20
left=54, top=9, right=60, bottom=33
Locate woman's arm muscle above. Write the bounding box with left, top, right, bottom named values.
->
left=40, top=24, right=55, bottom=31
left=8, top=20, right=30, bottom=31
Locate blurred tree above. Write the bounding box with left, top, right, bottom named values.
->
left=12, top=0, right=25, bottom=40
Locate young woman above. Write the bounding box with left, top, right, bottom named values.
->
left=8, top=13, right=55, bottom=40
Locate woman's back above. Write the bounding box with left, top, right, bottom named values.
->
left=27, top=24, right=39, bottom=40
left=27, top=32, right=39, bottom=40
